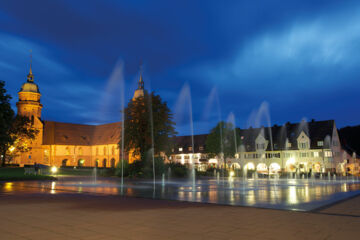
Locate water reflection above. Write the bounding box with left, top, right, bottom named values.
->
left=1, top=178, right=360, bottom=211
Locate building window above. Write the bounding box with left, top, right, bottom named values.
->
left=188, top=147, right=192, bottom=151
left=78, top=147, right=83, bottom=156
left=325, top=151, right=332, bottom=157
left=96, top=147, right=99, bottom=155
left=317, top=141, right=324, bottom=147
left=199, top=146, right=204, bottom=151
left=299, top=142, right=308, bottom=149
left=313, top=151, right=319, bottom=157
left=112, top=146, right=115, bottom=155
left=256, top=143, right=265, bottom=150
left=103, top=147, right=107, bottom=155
left=66, top=147, right=70, bottom=155
left=287, top=142, right=292, bottom=148
left=179, top=148, right=183, bottom=152
left=300, top=152, right=308, bottom=158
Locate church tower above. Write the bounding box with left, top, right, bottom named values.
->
left=16, top=57, right=43, bottom=119
left=132, top=67, right=145, bottom=100
left=15, top=55, right=44, bottom=165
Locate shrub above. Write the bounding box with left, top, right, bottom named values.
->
left=115, top=160, right=130, bottom=177
left=166, top=162, right=188, bottom=178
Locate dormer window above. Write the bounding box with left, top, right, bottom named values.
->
left=188, top=147, right=192, bottom=151
left=297, top=131, right=310, bottom=150
left=256, top=143, right=265, bottom=150
left=199, top=146, right=204, bottom=151
left=179, top=147, right=183, bottom=152
left=317, top=141, right=324, bottom=147
left=299, top=142, right=308, bottom=149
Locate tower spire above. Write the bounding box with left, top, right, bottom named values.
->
left=138, top=60, right=144, bottom=89
left=27, top=50, right=34, bottom=82
left=132, top=60, right=145, bottom=100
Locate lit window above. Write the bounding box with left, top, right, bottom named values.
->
left=256, top=143, right=265, bottom=150
left=317, top=141, right=324, bottom=147
left=325, top=151, right=332, bottom=157
left=66, top=147, right=71, bottom=155
left=299, top=142, right=308, bottom=149
left=199, top=146, right=204, bottom=151
left=78, top=147, right=83, bottom=155
left=179, top=148, right=183, bottom=152
left=314, top=152, right=319, bottom=157
left=287, top=142, right=292, bottom=148
left=188, top=147, right=192, bottom=151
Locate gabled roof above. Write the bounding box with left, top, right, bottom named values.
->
left=43, top=121, right=121, bottom=146
left=237, top=120, right=335, bottom=151
left=172, top=134, right=208, bottom=154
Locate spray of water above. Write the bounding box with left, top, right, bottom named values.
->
left=203, top=87, right=224, bottom=169
left=227, top=112, right=238, bottom=157
left=247, top=101, right=273, bottom=151
left=102, top=60, right=125, bottom=185
left=174, top=83, right=195, bottom=187
left=143, top=68, right=156, bottom=187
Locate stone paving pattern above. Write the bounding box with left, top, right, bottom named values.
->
left=0, top=192, right=359, bottom=240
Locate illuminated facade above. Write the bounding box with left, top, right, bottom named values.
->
left=12, top=64, right=138, bottom=167
left=231, top=120, right=343, bottom=174
left=171, top=121, right=358, bottom=175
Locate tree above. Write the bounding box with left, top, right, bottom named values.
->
left=122, top=90, right=177, bottom=167
left=0, top=80, right=38, bottom=166
left=205, top=121, right=239, bottom=168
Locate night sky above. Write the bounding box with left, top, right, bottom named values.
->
left=1, top=0, right=359, bottom=135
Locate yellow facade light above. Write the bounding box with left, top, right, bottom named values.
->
left=51, top=166, right=58, bottom=174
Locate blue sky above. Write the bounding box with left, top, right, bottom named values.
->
left=0, top=0, right=359, bottom=135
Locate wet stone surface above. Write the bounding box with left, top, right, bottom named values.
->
left=1, top=176, right=360, bottom=211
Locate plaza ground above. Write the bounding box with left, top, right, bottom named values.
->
left=0, top=184, right=359, bottom=240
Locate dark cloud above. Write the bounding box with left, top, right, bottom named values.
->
left=0, top=0, right=359, bottom=135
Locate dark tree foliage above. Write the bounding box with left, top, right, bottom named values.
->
left=122, top=90, right=177, bottom=164
left=205, top=121, right=240, bottom=160
left=0, top=80, right=38, bottom=166
left=339, top=126, right=360, bottom=155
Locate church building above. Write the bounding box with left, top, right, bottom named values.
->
left=13, top=62, right=144, bottom=168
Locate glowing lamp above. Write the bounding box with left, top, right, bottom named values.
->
left=9, top=146, right=15, bottom=152
left=288, top=157, right=296, bottom=165
left=51, top=166, right=58, bottom=174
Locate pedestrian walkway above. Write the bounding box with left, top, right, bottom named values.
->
left=0, top=191, right=359, bottom=240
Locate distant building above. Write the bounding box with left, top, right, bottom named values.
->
left=171, top=120, right=358, bottom=175
left=169, top=134, right=209, bottom=170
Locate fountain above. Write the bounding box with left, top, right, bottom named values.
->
left=162, top=173, right=165, bottom=187
left=42, top=79, right=360, bottom=213
left=175, top=84, right=196, bottom=189
left=93, top=167, right=97, bottom=184
left=167, top=167, right=172, bottom=180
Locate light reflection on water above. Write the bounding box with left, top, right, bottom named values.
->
left=1, top=178, right=360, bottom=211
